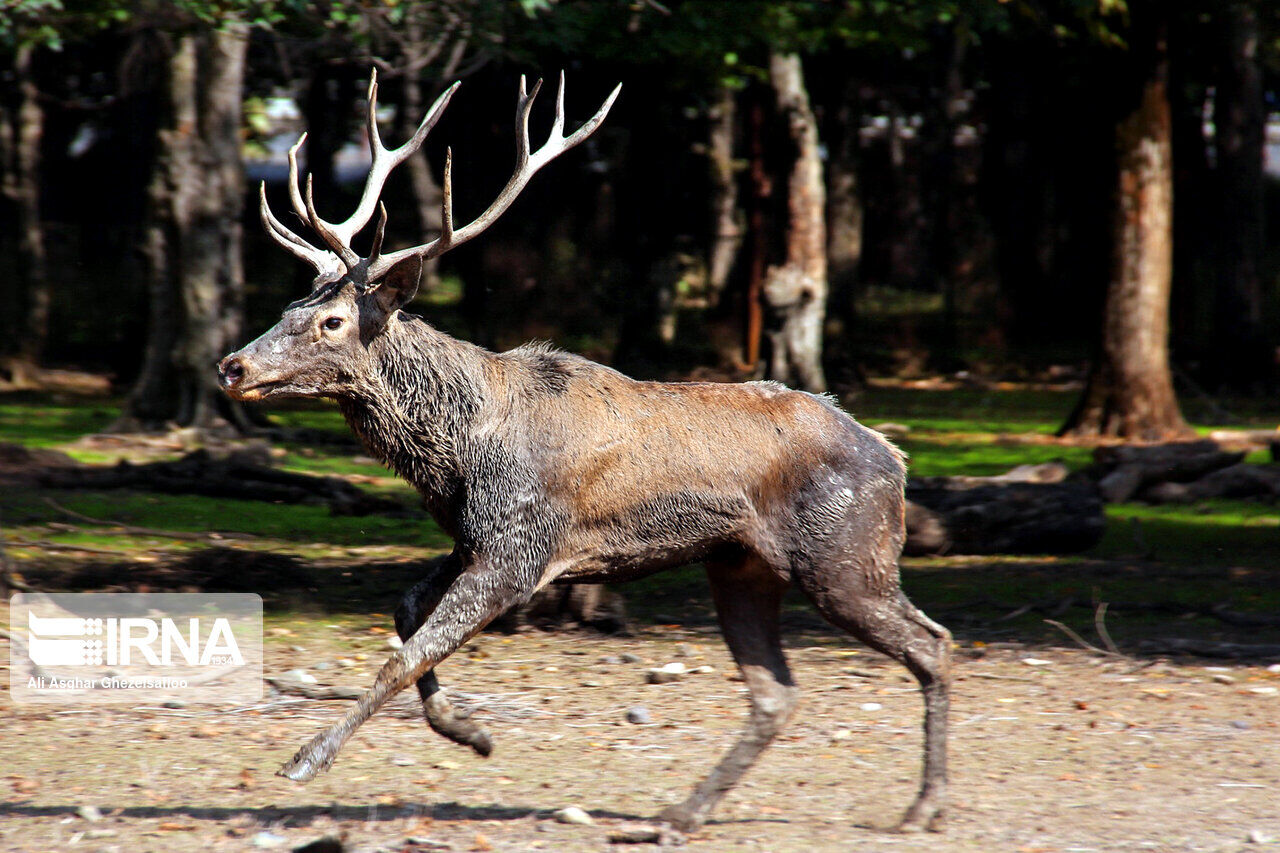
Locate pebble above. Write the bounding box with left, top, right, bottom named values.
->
left=161, top=700, right=187, bottom=709
left=1268, top=664, right=1280, bottom=674
left=620, top=653, right=643, bottom=664
left=1021, top=658, right=1052, bottom=667
left=282, top=669, right=317, bottom=684
left=1212, top=673, right=1237, bottom=684
left=1248, top=686, right=1278, bottom=696
left=554, top=806, right=594, bottom=826
left=831, top=729, right=853, bottom=740
left=689, top=665, right=715, bottom=674
left=599, top=655, right=623, bottom=665
left=251, top=831, right=288, bottom=848
left=608, top=825, right=662, bottom=844
left=387, top=636, right=403, bottom=649
left=647, top=663, right=685, bottom=684
left=860, top=702, right=883, bottom=712
left=313, top=661, right=333, bottom=671
left=403, top=838, right=453, bottom=850
left=675, top=643, right=697, bottom=657
left=626, top=706, right=651, bottom=725
left=1248, top=829, right=1273, bottom=844
left=76, top=805, right=103, bottom=822
left=391, top=754, right=415, bottom=766
left=336, top=658, right=357, bottom=668
left=1232, top=720, right=1252, bottom=730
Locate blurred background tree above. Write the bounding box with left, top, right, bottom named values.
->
left=1, top=0, right=1277, bottom=440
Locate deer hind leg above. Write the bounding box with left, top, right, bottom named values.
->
left=658, top=554, right=797, bottom=833
left=394, top=555, right=493, bottom=757
left=795, top=541, right=951, bottom=833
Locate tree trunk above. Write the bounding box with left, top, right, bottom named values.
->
left=763, top=53, right=828, bottom=393
left=397, top=69, right=444, bottom=289
left=824, top=78, right=863, bottom=332
left=1212, top=1, right=1270, bottom=390
left=115, top=23, right=251, bottom=434
left=1060, top=20, right=1191, bottom=441
left=0, top=44, right=49, bottom=385
left=706, top=83, right=741, bottom=303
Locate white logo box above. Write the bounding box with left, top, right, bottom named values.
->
left=10, top=593, right=262, bottom=704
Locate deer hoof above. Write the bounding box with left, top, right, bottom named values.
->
left=655, top=804, right=700, bottom=835
left=895, top=803, right=945, bottom=834
left=277, top=741, right=333, bottom=782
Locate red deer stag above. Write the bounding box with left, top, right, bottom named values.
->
left=218, top=71, right=950, bottom=834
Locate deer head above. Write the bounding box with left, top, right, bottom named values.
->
left=218, top=70, right=619, bottom=402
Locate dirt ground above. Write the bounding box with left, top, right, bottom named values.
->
left=3, top=611, right=1279, bottom=853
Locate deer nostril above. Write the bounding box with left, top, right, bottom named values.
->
left=221, top=358, right=245, bottom=387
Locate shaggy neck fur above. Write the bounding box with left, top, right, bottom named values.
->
left=337, top=313, right=489, bottom=528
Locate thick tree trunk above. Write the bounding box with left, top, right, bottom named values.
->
left=115, top=23, right=251, bottom=434
left=1061, top=23, right=1191, bottom=441
left=0, top=44, right=49, bottom=384
left=1212, top=2, right=1270, bottom=390
left=706, top=83, right=741, bottom=303
left=763, top=53, right=827, bottom=393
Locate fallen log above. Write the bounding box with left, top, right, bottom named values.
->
left=39, top=447, right=405, bottom=516
left=1092, top=440, right=1245, bottom=502
left=1140, top=463, right=1280, bottom=503
left=905, top=477, right=1104, bottom=556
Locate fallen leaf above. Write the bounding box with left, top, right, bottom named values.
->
left=470, top=832, right=493, bottom=851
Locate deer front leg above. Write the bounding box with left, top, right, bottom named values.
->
left=280, top=557, right=530, bottom=782
left=394, top=555, right=493, bottom=757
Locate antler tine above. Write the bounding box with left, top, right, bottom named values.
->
left=259, top=181, right=339, bottom=274
left=305, top=174, right=361, bottom=267
left=368, top=201, right=388, bottom=264
left=366, top=75, right=621, bottom=280
left=440, top=147, right=455, bottom=248
left=286, top=134, right=310, bottom=227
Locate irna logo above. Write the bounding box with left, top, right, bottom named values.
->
left=27, top=612, right=245, bottom=668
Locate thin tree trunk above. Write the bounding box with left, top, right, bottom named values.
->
left=1061, top=21, right=1191, bottom=441
left=2, top=44, right=49, bottom=384
left=763, top=52, right=827, bottom=393
left=743, top=95, right=766, bottom=372
left=706, top=83, right=741, bottom=303
left=398, top=69, right=443, bottom=289
left=1212, top=1, right=1269, bottom=390
left=825, top=78, right=863, bottom=331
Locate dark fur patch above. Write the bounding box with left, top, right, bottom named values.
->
left=522, top=349, right=576, bottom=396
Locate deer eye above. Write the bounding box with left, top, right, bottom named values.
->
left=322, top=317, right=344, bottom=332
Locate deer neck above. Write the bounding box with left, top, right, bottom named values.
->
left=337, top=314, right=487, bottom=522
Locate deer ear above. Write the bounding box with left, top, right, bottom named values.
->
left=370, top=255, right=423, bottom=314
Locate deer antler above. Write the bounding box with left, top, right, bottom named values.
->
left=258, top=69, right=621, bottom=285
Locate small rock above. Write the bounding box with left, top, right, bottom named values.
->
left=658, top=662, right=686, bottom=674
left=289, top=645, right=306, bottom=653
left=1247, top=686, right=1278, bottom=696
left=336, top=658, right=357, bottom=669
left=282, top=669, right=317, bottom=684
left=599, top=655, right=623, bottom=665
left=675, top=643, right=696, bottom=657
left=162, top=700, right=187, bottom=709
left=689, top=665, right=715, bottom=674
left=608, top=825, right=663, bottom=844
left=391, top=754, right=415, bottom=766
left=620, top=653, right=643, bottom=664
left=292, top=836, right=346, bottom=853
left=554, top=806, right=594, bottom=826
left=84, top=829, right=117, bottom=839
left=647, top=669, right=681, bottom=685
left=404, top=838, right=453, bottom=850
left=1021, top=658, right=1052, bottom=667
left=1231, top=720, right=1252, bottom=730
left=859, top=702, right=883, bottom=712
left=1267, top=664, right=1280, bottom=674
left=313, top=661, right=333, bottom=671
left=252, top=831, right=289, bottom=849
left=76, top=805, right=103, bottom=822
left=626, top=706, right=651, bottom=725
left=1212, top=673, right=1237, bottom=684
left=1248, top=829, right=1273, bottom=844
left=387, top=636, right=404, bottom=650
left=831, top=729, right=852, bottom=741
